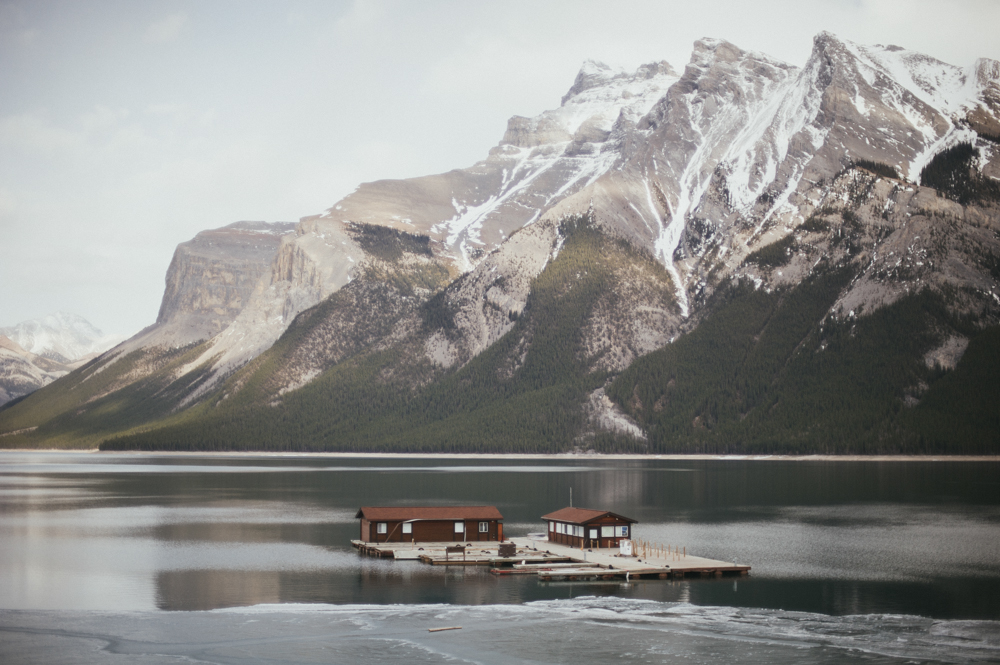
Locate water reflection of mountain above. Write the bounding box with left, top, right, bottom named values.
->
left=156, top=571, right=284, bottom=611
left=150, top=521, right=347, bottom=548
left=155, top=566, right=532, bottom=610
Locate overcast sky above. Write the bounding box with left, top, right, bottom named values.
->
left=2, top=0, right=999, bottom=336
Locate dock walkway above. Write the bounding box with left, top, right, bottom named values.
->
left=350, top=539, right=567, bottom=565
left=352, top=537, right=749, bottom=580
left=504, top=537, right=749, bottom=580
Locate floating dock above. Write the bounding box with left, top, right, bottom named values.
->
left=351, top=537, right=750, bottom=580
left=351, top=539, right=571, bottom=565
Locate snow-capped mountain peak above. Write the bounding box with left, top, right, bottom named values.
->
left=0, top=312, right=124, bottom=364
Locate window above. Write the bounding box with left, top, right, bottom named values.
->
left=549, top=521, right=554, bottom=532
left=479, top=521, right=489, bottom=533
left=575, top=526, right=583, bottom=537
left=376, top=522, right=387, bottom=534
left=402, top=522, right=412, bottom=534
left=454, top=521, right=465, bottom=533
left=589, top=528, right=598, bottom=539
left=616, top=526, right=629, bottom=538
left=601, top=526, right=614, bottom=538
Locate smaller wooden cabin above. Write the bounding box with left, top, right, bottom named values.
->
left=356, top=506, right=504, bottom=543
left=542, top=507, right=637, bottom=549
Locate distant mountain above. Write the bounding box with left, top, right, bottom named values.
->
left=0, top=312, right=124, bottom=364
left=0, top=313, right=126, bottom=407
left=2, top=33, right=998, bottom=453
left=0, top=335, right=72, bottom=407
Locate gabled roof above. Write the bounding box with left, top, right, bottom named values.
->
left=355, top=506, right=504, bottom=521
left=541, top=507, right=638, bottom=525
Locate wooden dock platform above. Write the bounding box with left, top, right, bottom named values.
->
left=350, top=539, right=561, bottom=565
left=504, top=537, right=750, bottom=580
left=351, top=537, right=749, bottom=580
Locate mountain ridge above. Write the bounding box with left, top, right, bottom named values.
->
left=3, top=32, right=999, bottom=452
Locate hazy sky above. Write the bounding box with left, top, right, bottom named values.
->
left=2, top=0, right=999, bottom=335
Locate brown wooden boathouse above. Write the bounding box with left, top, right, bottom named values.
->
left=356, top=506, right=504, bottom=543
left=542, top=507, right=637, bottom=549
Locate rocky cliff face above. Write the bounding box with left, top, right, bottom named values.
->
left=146, top=221, right=297, bottom=346
left=9, top=221, right=299, bottom=415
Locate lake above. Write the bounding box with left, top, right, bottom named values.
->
left=1, top=452, right=998, bottom=663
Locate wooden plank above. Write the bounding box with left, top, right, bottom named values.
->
left=488, top=556, right=573, bottom=565
left=513, top=562, right=600, bottom=570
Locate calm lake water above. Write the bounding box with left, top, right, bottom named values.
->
left=1, top=452, right=999, bottom=663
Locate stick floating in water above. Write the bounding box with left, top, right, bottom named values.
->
left=428, top=626, right=463, bottom=633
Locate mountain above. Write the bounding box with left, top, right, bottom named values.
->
left=0, top=313, right=124, bottom=407
left=2, top=33, right=998, bottom=453
left=0, top=312, right=124, bottom=364
left=0, top=335, right=74, bottom=407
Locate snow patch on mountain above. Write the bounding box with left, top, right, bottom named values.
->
left=433, top=60, right=680, bottom=270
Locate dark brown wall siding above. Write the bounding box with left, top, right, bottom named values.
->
left=548, top=518, right=632, bottom=549
left=414, top=521, right=454, bottom=542
left=361, top=519, right=502, bottom=543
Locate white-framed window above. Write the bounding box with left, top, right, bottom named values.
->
left=549, top=521, right=555, bottom=532
left=402, top=522, right=412, bottom=534
left=454, top=521, right=465, bottom=533
left=616, top=526, right=629, bottom=538
left=558, top=523, right=565, bottom=534
left=589, top=528, right=598, bottom=539
left=601, top=526, right=614, bottom=538
left=575, top=525, right=583, bottom=537
left=376, top=522, right=387, bottom=534
left=479, top=521, right=489, bottom=533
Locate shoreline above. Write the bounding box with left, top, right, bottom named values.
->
left=1, top=449, right=998, bottom=462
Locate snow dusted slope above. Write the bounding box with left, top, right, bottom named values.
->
left=325, top=60, right=679, bottom=269
left=0, top=313, right=123, bottom=364
left=174, top=60, right=680, bottom=382
left=544, top=33, right=1000, bottom=314
left=0, top=335, right=73, bottom=405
